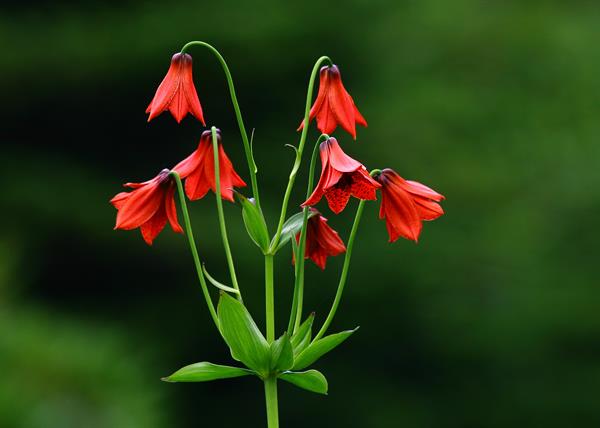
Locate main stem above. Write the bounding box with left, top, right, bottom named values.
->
left=264, top=377, right=279, bottom=428
left=170, top=172, right=219, bottom=328
left=269, top=56, right=332, bottom=252
left=314, top=200, right=366, bottom=341
left=211, top=127, right=242, bottom=300
left=181, top=41, right=261, bottom=210
left=265, top=254, right=275, bottom=342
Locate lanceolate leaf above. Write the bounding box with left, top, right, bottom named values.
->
left=291, top=313, right=314, bottom=356
left=279, top=370, right=328, bottom=395
left=163, top=362, right=253, bottom=383
left=235, top=192, right=269, bottom=252
left=293, top=328, right=358, bottom=370
left=218, top=293, right=270, bottom=376
left=269, top=332, right=294, bottom=372
left=272, top=210, right=318, bottom=252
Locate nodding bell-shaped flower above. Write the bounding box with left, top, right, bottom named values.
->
left=302, top=137, right=380, bottom=214
left=174, top=129, right=246, bottom=202
left=374, top=168, right=444, bottom=242
left=110, top=169, right=183, bottom=245
left=146, top=53, right=206, bottom=124
left=298, top=65, right=367, bottom=139
left=293, top=209, right=346, bottom=270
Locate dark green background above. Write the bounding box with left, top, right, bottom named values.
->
left=2, top=0, right=599, bottom=427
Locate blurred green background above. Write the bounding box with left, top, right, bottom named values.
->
left=1, top=0, right=599, bottom=427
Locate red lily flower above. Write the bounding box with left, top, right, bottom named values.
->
left=298, top=65, right=367, bottom=139
left=375, top=168, right=444, bottom=242
left=293, top=209, right=346, bottom=269
left=174, top=129, right=246, bottom=202
left=110, top=169, right=183, bottom=245
left=302, top=138, right=380, bottom=214
left=146, top=53, right=206, bottom=124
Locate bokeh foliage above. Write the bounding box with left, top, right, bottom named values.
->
left=1, top=0, right=600, bottom=427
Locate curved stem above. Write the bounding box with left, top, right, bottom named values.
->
left=291, top=134, right=329, bottom=333
left=313, top=199, right=366, bottom=341
left=210, top=127, right=242, bottom=301
left=265, top=254, right=275, bottom=342
left=170, top=171, right=219, bottom=329
left=264, top=377, right=279, bottom=428
left=268, top=56, right=332, bottom=253
left=181, top=41, right=261, bottom=210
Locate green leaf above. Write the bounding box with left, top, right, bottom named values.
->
left=291, top=313, right=314, bottom=356
left=163, top=362, right=253, bottom=382
left=202, top=264, right=239, bottom=294
left=279, top=370, right=328, bottom=395
left=218, top=292, right=270, bottom=375
left=271, top=210, right=318, bottom=252
left=270, top=332, right=294, bottom=372
left=293, top=328, right=358, bottom=370
left=235, top=192, right=269, bottom=252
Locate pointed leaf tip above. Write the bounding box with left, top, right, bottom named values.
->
left=236, top=192, right=270, bottom=252
left=293, top=328, right=357, bottom=370
left=164, top=362, right=253, bottom=383
left=279, top=369, right=328, bottom=395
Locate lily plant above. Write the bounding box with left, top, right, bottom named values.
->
left=110, top=41, right=445, bottom=428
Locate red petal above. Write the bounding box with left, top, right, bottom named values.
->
left=168, top=84, right=188, bottom=124
left=315, top=96, right=338, bottom=135
left=298, top=66, right=329, bottom=131
left=140, top=201, right=168, bottom=245
left=147, top=53, right=182, bottom=122
left=404, top=179, right=445, bottom=201
left=217, top=143, right=246, bottom=201
left=413, top=197, right=444, bottom=220
left=353, top=103, right=367, bottom=127
left=110, top=192, right=130, bottom=210
left=349, top=169, right=380, bottom=200
left=327, top=66, right=357, bottom=139
left=115, top=181, right=164, bottom=230
left=324, top=138, right=363, bottom=172
left=380, top=182, right=422, bottom=242
left=181, top=54, right=205, bottom=125
left=165, top=183, right=183, bottom=233
left=324, top=184, right=352, bottom=214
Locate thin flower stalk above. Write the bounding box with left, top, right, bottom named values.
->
left=170, top=171, right=219, bottom=329
left=180, top=41, right=261, bottom=210
left=210, top=126, right=242, bottom=300
left=269, top=56, right=332, bottom=253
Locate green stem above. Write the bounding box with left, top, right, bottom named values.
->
left=265, top=254, right=275, bottom=342
left=170, top=171, right=219, bottom=328
left=313, top=199, right=366, bottom=341
left=291, top=134, right=328, bottom=334
left=264, top=377, right=279, bottom=428
left=268, top=56, right=332, bottom=253
left=210, top=127, right=242, bottom=301
left=181, top=41, right=261, bottom=210
left=286, top=237, right=301, bottom=333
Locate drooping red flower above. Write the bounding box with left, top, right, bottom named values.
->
left=174, top=129, right=246, bottom=202
left=110, top=169, right=183, bottom=245
left=298, top=65, right=367, bottom=140
left=146, top=53, right=206, bottom=124
left=293, top=209, right=346, bottom=270
left=302, top=138, right=380, bottom=214
left=375, top=168, right=444, bottom=242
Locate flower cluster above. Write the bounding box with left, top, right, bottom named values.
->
left=112, top=51, right=444, bottom=254
left=109, top=42, right=447, bottom=428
